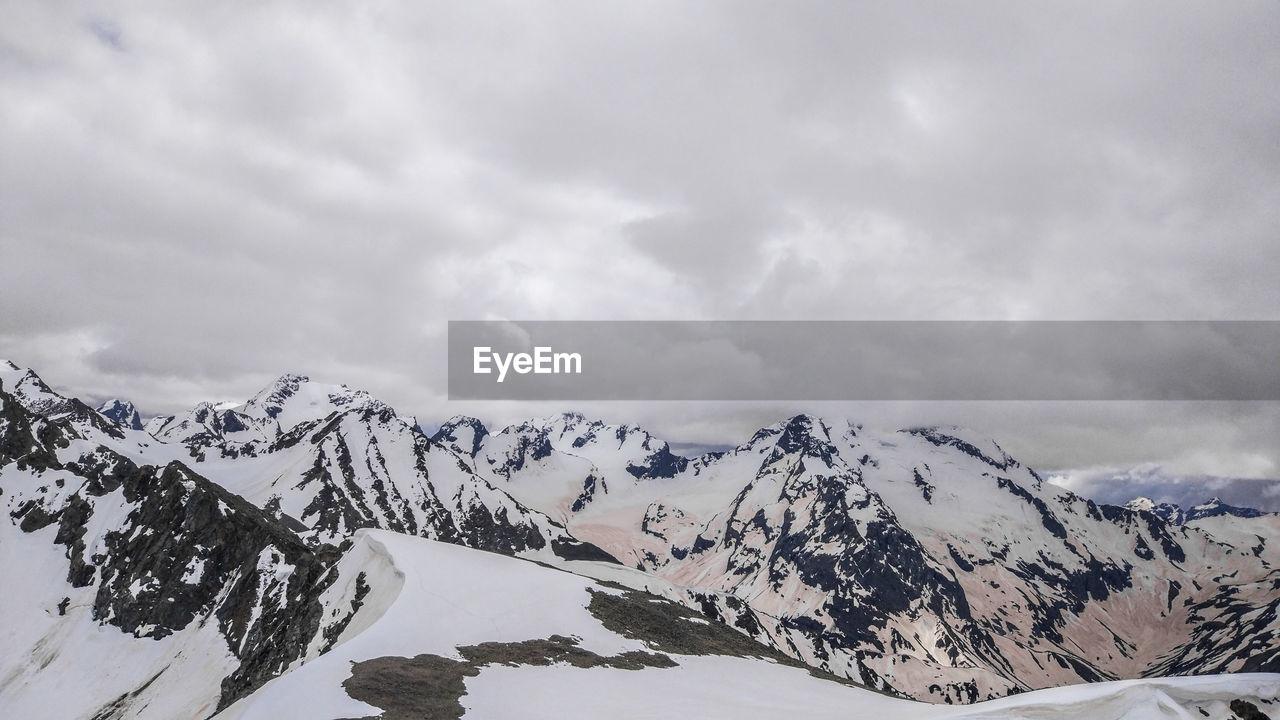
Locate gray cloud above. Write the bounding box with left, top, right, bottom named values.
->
left=1048, top=464, right=1280, bottom=513
left=2, top=1, right=1278, bottom=476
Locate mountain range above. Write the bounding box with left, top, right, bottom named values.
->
left=1, top=360, right=1277, bottom=719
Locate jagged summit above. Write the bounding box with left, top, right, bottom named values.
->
left=1124, top=496, right=1187, bottom=524
left=0, top=362, right=126, bottom=440
left=1186, top=496, right=1269, bottom=521
left=239, top=373, right=386, bottom=425
left=243, top=373, right=311, bottom=417
left=773, top=413, right=838, bottom=455
left=0, top=362, right=67, bottom=416
left=431, top=415, right=490, bottom=457
left=1125, top=495, right=1270, bottom=525
left=97, top=398, right=144, bottom=430
left=3, top=362, right=1278, bottom=712
left=148, top=374, right=390, bottom=447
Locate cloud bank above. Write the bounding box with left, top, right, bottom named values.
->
left=2, top=1, right=1278, bottom=475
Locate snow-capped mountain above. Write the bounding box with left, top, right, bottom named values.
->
left=0, top=361, right=126, bottom=441
left=432, top=412, right=690, bottom=526
left=1125, top=495, right=1272, bottom=525
left=142, top=374, right=614, bottom=563
left=145, top=374, right=389, bottom=449
left=219, top=529, right=1280, bottom=720
left=2, top=360, right=1278, bottom=718
left=1124, top=496, right=1189, bottom=524
left=96, top=398, right=144, bottom=431
left=0, top=373, right=365, bottom=717
left=458, top=413, right=1280, bottom=702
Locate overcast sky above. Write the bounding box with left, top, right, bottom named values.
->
left=2, top=2, right=1279, bottom=501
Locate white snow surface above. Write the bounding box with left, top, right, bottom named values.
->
left=217, top=530, right=648, bottom=720
left=5, top=364, right=1280, bottom=718
left=217, top=530, right=1280, bottom=720
left=0, top=472, right=236, bottom=720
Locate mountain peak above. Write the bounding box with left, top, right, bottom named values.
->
left=0, top=363, right=71, bottom=415
left=1186, top=497, right=1266, bottom=522
left=1125, top=496, right=1156, bottom=511
left=270, top=373, right=312, bottom=394
left=748, top=413, right=837, bottom=463
left=244, top=374, right=383, bottom=423
left=440, top=414, right=485, bottom=428
left=432, top=416, right=490, bottom=457
left=1124, top=496, right=1185, bottom=524
left=151, top=375, right=389, bottom=447
left=97, top=398, right=144, bottom=431
left=249, top=374, right=311, bottom=417
left=1123, top=496, right=1268, bottom=524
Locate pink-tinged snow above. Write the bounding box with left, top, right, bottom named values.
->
left=8, top=365, right=1277, bottom=715
left=217, top=530, right=1279, bottom=720
left=501, top=419, right=1276, bottom=699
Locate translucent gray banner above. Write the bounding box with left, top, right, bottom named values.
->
left=447, top=321, right=1280, bottom=401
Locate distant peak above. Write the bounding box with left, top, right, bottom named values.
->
left=98, top=398, right=136, bottom=412
left=744, top=414, right=837, bottom=461
left=97, top=398, right=144, bottom=430
left=1184, top=497, right=1266, bottom=522
left=440, top=415, right=488, bottom=431
left=239, top=374, right=315, bottom=420
left=432, top=415, right=489, bottom=457
left=744, top=414, right=817, bottom=444
left=269, top=373, right=311, bottom=393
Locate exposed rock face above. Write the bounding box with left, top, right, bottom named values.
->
left=97, top=399, right=145, bottom=431
left=467, top=414, right=1280, bottom=702
left=0, top=377, right=356, bottom=715
left=139, top=375, right=617, bottom=565
left=1126, top=495, right=1270, bottom=524
left=430, top=415, right=490, bottom=458
left=3, top=362, right=1278, bottom=710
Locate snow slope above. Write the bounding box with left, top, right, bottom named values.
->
left=461, top=414, right=1280, bottom=701
left=136, top=373, right=614, bottom=564
left=0, top=374, right=353, bottom=718
left=4, top=361, right=1278, bottom=715
left=219, top=530, right=1280, bottom=720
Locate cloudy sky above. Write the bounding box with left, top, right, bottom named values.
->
left=2, top=2, right=1278, bottom=503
